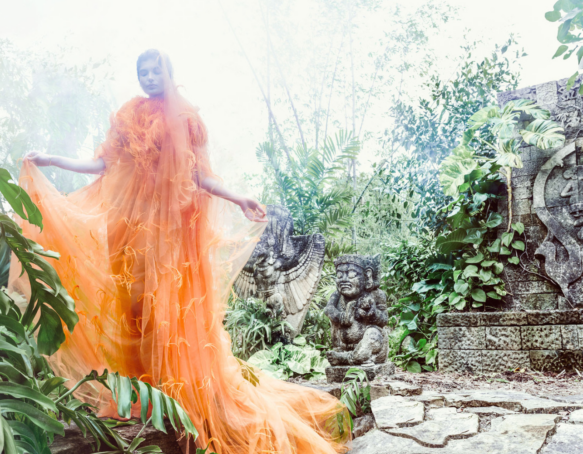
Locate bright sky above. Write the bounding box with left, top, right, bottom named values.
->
left=0, top=0, right=576, bottom=191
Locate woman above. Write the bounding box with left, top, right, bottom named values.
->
left=16, top=49, right=351, bottom=454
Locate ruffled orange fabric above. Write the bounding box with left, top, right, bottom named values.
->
left=10, top=86, right=351, bottom=453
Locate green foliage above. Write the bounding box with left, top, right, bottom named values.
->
left=257, top=131, right=359, bottom=237
left=225, top=297, right=292, bottom=360
left=387, top=38, right=523, bottom=235
left=546, top=0, right=583, bottom=91
left=339, top=368, right=370, bottom=420
left=0, top=169, right=197, bottom=453
left=386, top=100, right=564, bottom=372
left=247, top=337, right=329, bottom=381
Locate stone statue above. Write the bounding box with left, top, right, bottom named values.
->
left=233, top=205, right=325, bottom=337
left=324, top=254, right=390, bottom=372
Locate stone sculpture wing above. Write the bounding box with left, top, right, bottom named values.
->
left=233, top=265, right=257, bottom=300
left=280, top=233, right=325, bottom=315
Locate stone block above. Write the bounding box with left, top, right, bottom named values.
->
left=386, top=408, right=478, bottom=448
left=481, top=351, right=530, bottom=374
left=485, top=327, right=521, bottom=350
left=513, top=159, right=547, bottom=177
left=371, top=396, right=424, bottom=429
left=513, top=185, right=532, bottom=200
left=561, top=325, right=579, bottom=349
left=526, top=310, right=582, bottom=325
left=439, top=350, right=482, bottom=374
left=517, top=293, right=559, bottom=311
left=522, top=325, right=562, bottom=349
left=478, top=312, right=528, bottom=326
left=536, top=81, right=559, bottom=105
left=438, top=327, right=485, bottom=350
left=512, top=175, right=536, bottom=189
left=436, top=312, right=480, bottom=327
left=514, top=281, right=561, bottom=294
left=352, top=414, right=375, bottom=439
left=325, top=362, right=394, bottom=383
left=543, top=423, right=583, bottom=453
left=530, top=350, right=583, bottom=372
left=370, top=384, right=390, bottom=401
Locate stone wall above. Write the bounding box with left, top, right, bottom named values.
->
left=496, top=77, right=583, bottom=310
left=437, top=311, right=583, bottom=373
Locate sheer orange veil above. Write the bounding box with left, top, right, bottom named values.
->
left=9, top=51, right=351, bottom=454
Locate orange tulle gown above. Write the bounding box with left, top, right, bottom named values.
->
left=9, top=88, right=352, bottom=453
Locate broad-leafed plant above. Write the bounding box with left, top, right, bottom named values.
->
left=0, top=169, right=200, bottom=454
left=388, top=100, right=565, bottom=372
left=546, top=0, right=583, bottom=91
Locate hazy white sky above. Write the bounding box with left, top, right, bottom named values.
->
left=0, top=0, right=576, bottom=189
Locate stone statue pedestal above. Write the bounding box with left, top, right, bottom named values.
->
left=325, top=363, right=395, bottom=384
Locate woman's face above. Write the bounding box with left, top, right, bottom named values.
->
left=138, top=58, right=165, bottom=97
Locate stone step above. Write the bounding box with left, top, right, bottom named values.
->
left=541, top=423, right=583, bottom=453
left=371, top=396, right=424, bottom=429
left=351, top=414, right=560, bottom=454
left=387, top=408, right=478, bottom=448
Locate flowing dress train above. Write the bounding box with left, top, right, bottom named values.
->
left=9, top=93, right=352, bottom=454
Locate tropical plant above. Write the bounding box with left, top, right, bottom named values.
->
left=0, top=168, right=199, bottom=454
left=247, top=337, right=329, bottom=381
left=387, top=100, right=565, bottom=372
left=546, top=0, right=583, bottom=90
left=339, top=368, right=370, bottom=421
left=256, top=131, right=359, bottom=237
left=224, top=296, right=292, bottom=360
left=385, top=38, right=524, bottom=236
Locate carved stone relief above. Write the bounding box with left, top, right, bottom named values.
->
left=233, top=205, right=325, bottom=337
left=533, top=141, right=583, bottom=306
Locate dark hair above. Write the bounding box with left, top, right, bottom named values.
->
left=136, top=49, right=174, bottom=79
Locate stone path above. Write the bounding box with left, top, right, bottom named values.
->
left=350, top=381, right=583, bottom=453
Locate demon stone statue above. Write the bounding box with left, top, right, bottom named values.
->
left=324, top=254, right=393, bottom=382
left=233, top=205, right=325, bottom=337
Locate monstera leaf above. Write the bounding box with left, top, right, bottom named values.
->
left=439, top=146, right=478, bottom=197
left=511, top=99, right=551, bottom=120
left=520, top=119, right=565, bottom=149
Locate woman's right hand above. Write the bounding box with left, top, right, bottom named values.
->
left=25, top=151, right=52, bottom=167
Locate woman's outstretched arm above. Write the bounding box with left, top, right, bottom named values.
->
left=200, top=175, right=267, bottom=223
left=24, top=152, right=105, bottom=175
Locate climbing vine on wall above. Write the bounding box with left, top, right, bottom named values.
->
left=387, top=100, right=565, bottom=372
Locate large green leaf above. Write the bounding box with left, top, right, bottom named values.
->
left=0, top=400, right=64, bottom=435
left=435, top=229, right=467, bottom=253
left=519, top=119, right=565, bottom=149
left=0, top=382, right=57, bottom=412
left=0, top=169, right=43, bottom=230
left=438, top=146, right=478, bottom=197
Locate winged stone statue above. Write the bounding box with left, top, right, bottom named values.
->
left=233, top=205, right=325, bottom=337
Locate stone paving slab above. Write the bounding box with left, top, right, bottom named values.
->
left=387, top=408, right=478, bottom=448
left=568, top=409, right=583, bottom=424
left=386, top=380, right=423, bottom=396
left=462, top=406, right=517, bottom=416
left=351, top=414, right=560, bottom=454
left=441, top=390, right=583, bottom=413
left=371, top=396, right=424, bottom=429
left=541, top=423, right=583, bottom=453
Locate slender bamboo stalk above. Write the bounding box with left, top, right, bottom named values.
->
left=506, top=166, right=513, bottom=232
left=324, top=31, right=345, bottom=144
left=219, top=1, right=291, bottom=161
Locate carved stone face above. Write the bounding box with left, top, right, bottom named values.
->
left=336, top=263, right=365, bottom=298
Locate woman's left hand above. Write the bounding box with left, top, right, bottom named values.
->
left=238, top=198, right=267, bottom=222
